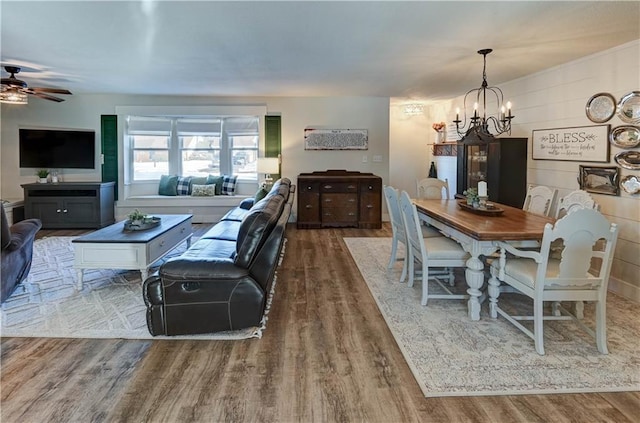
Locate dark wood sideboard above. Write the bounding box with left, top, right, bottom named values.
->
left=297, top=170, right=382, bottom=229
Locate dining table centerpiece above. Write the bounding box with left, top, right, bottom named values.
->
left=463, top=187, right=479, bottom=206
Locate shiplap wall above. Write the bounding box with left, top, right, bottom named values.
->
left=502, top=41, right=640, bottom=301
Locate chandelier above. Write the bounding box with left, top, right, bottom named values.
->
left=453, top=49, right=513, bottom=140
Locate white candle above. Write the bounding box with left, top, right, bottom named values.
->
left=478, top=181, right=487, bottom=197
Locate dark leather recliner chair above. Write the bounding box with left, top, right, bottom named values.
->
left=1, top=204, right=42, bottom=303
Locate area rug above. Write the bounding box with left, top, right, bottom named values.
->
left=344, top=237, right=640, bottom=397
left=1, top=236, right=282, bottom=340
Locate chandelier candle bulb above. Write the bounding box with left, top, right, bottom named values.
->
left=478, top=181, right=488, bottom=197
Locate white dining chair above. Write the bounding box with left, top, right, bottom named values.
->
left=416, top=178, right=450, bottom=200
left=383, top=185, right=409, bottom=282
left=555, top=189, right=600, bottom=219
left=384, top=185, right=443, bottom=283
left=551, top=189, right=600, bottom=318
left=523, top=184, right=558, bottom=217
left=399, top=190, right=469, bottom=306
left=491, top=209, right=618, bottom=355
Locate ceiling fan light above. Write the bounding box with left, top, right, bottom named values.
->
left=0, top=89, right=28, bottom=104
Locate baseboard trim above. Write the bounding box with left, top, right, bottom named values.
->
left=608, top=276, right=639, bottom=304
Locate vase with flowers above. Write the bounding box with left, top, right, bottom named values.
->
left=432, top=122, right=446, bottom=143
left=463, top=188, right=479, bottom=206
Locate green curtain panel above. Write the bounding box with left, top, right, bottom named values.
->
left=101, top=115, right=118, bottom=200
left=265, top=115, right=281, bottom=180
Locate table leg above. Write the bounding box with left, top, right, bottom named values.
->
left=140, top=268, right=149, bottom=282
left=76, top=269, right=84, bottom=291
left=487, top=248, right=505, bottom=319
left=465, top=254, right=485, bottom=321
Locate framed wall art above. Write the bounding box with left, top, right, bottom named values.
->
left=578, top=165, right=620, bottom=196
left=304, top=128, right=368, bottom=150
left=532, top=125, right=610, bottom=162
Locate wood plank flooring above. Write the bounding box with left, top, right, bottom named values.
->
left=1, top=224, right=638, bottom=422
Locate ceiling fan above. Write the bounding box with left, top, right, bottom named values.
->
left=1, top=66, right=72, bottom=104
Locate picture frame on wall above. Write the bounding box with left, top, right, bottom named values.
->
left=532, top=125, right=610, bottom=162
left=304, top=128, right=368, bottom=150
left=578, top=165, right=620, bottom=196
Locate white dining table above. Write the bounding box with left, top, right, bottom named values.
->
left=412, top=199, right=554, bottom=320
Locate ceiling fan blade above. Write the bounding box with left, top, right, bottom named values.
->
left=32, top=92, right=65, bottom=102
left=32, top=87, right=72, bottom=95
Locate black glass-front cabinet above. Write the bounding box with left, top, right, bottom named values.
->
left=456, top=137, right=527, bottom=208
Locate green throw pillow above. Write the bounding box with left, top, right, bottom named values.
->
left=206, top=175, right=224, bottom=195
left=158, top=175, right=178, bottom=196
left=189, top=176, right=208, bottom=194
left=254, top=187, right=269, bottom=203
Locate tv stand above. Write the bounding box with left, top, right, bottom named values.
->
left=22, top=182, right=115, bottom=229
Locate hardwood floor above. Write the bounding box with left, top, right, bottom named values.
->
left=1, top=224, right=638, bottom=422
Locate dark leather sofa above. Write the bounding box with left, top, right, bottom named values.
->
left=143, top=178, right=294, bottom=335
left=1, top=204, right=42, bottom=303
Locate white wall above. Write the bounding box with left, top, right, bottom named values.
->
left=1, top=95, right=390, bottom=222
left=389, top=40, right=640, bottom=302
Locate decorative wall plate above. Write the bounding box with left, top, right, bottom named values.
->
left=620, top=175, right=640, bottom=195
left=585, top=92, right=616, bottom=123
left=617, top=91, right=640, bottom=124
left=614, top=151, right=640, bottom=170
left=610, top=125, right=640, bottom=148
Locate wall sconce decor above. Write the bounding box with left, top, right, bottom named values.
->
left=404, top=104, right=424, bottom=116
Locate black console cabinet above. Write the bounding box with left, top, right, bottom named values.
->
left=22, top=182, right=115, bottom=229
left=456, top=137, right=528, bottom=208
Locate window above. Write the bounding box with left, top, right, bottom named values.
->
left=126, top=115, right=259, bottom=182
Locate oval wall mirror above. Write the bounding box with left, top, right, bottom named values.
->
left=617, top=91, right=640, bottom=124
left=614, top=151, right=640, bottom=170
left=610, top=125, right=640, bottom=148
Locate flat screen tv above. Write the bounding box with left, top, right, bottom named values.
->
left=19, top=128, right=96, bottom=169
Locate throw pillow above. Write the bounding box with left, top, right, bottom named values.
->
left=221, top=175, right=238, bottom=196
left=176, top=176, right=192, bottom=196
left=254, top=187, right=269, bottom=203
left=189, top=176, right=208, bottom=194
left=158, top=175, right=178, bottom=196
left=191, top=184, right=216, bottom=197
left=206, top=175, right=224, bottom=195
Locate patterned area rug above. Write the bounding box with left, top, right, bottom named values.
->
left=1, top=236, right=280, bottom=340
left=344, top=237, right=640, bottom=397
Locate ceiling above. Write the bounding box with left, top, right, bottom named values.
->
left=1, top=1, right=639, bottom=101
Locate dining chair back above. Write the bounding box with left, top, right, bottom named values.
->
left=398, top=190, right=469, bottom=305
left=383, top=185, right=409, bottom=282
left=522, top=184, right=558, bottom=217
left=416, top=178, right=449, bottom=200
left=492, top=208, right=618, bottom=355
left=555, top=189, right=600, bottom=219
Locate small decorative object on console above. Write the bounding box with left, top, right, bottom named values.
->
left=36, top=169, right=49, bottom=183
left=124, top=209, right=161, bottom=231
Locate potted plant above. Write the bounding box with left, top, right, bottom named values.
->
left=463, top=187, right=479, bottom=206
left=36, top=169, right=49, bottom=183
left=127, top=209, right=148, bottom=225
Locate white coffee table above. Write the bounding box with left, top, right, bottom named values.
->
left=72, top=214, right=192, bottom=290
